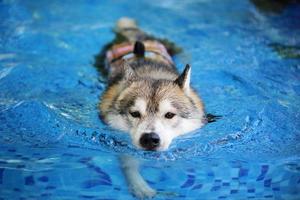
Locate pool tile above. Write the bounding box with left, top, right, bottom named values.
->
left=256, top=165, right=269, bottom=181
left=264, top=179, right=272, bottom=187
left=239, top=168, right=249, bottom=177
left=38, top=176, right=49, bottom=182
left=192, top=183, right=203, bottom=190
left=0, top=168, right=4, bottom=184
left=230, top=189, right=238, bottom=194
left=222, top=182, right=230, bottom=186
left=82, top=179, right=112, bottom=188
left=247, top=189, right=255, bottom=193
left=24, top=175, right=35, bottom=186
left=180, top=175, right=195, bottom=188
left=211, top=185, right=221, bottom=191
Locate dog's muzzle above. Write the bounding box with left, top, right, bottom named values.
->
left=139, top=132, right=160, bottom=151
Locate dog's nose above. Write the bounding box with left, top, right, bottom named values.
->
left=139, top=132, right=160, bottom=150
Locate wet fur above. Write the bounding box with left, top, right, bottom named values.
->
left=96, top=17, right=206, bottom=199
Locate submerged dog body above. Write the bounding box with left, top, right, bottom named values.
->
left=99, top=18, right=206, bottom=151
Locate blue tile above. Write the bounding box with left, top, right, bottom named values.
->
left=95, top=169, right=112, bottom=183
left=146, top=180, right=155, bottom=185
left=45, top=186, right=56, bottom=190
left=63, top=153, right=78, bottom=157
left=79, top=195, right=95, bottom=199
left=114, top=187, right=121, bottom=191
left=87, top=164, right=112, bottom=184
left=25, top=175, right=35, bottom=186
left=0, top=168, right=4, bottom=184
left=207, top=172, right=214, bottom=177
left=192, top=183, right=203, bottom=190
left=222, top=182, right=230, bottom=186
left=16, top=165, right=26, bottom=168
left=211, top=186, right=221, bottom=191
left=264, top=195, right=273, bottom=198
left=78, top=157, right=92, bottom=164
left=38, top=176, right=49, bottom=182
left=82, top=179, right=112, bottom=188
left=264, top=179, right=272, bottom=187
left=272, top=187, right=280, bottom=191
left=180, top=174, right=195, bottom=188
left=159, top=172, right=167, bottom=181
left=238, top=168, right=249, bottom=177
left=256, top=165, right=269, bottom=181
left=187, top=168, right=195, bottom=173
left=41, top=193, right=51, bottom=197
left=247, top=189, right=255, bottom=193
left=230, top=189, right=238, bottom=194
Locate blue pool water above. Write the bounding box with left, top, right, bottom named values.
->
left=0, top=0, right=300, bottom=199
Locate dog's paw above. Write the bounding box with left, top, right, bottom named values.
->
left=130, top=183, right=156, bottom=199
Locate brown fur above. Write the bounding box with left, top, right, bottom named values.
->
left=99, top=60, right=205, bottom=123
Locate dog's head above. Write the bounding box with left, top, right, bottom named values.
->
left=101, top=63, right=206, bottom=151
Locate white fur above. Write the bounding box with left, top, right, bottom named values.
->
left=128, top=99, right=205, bottom=150
left=158, top=99, right=175, bottom=116
left=131, top=98, right=147, bottom=115
left=130, top=120, right=150, bottom=149
left=106, top=113, right=129, bottom=132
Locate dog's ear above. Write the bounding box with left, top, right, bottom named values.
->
left=174, top=64, right=191, bottom=92
left=121, top=60, right=136, bottom=81
left=133, top=41, right=145, bottom=57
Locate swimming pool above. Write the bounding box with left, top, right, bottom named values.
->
left=0, top=0, right=299, bottom=199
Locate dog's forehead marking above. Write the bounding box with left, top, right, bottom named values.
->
left=131, top=98, right=147, bottom=114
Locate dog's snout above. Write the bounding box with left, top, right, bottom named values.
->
left=139, top=132, right=160, bottom=150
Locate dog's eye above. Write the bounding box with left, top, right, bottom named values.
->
left=130, top=111, right=141, bottom=118
left=165, top=112, right=176, bottom=119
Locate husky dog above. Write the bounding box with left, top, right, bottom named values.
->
left=96, top=17, right=207, bottom=198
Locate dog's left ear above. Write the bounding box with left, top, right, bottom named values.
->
left=174, top=64, right=191, bottom=92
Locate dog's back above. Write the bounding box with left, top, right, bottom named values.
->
left=105, top=17, right=180, bottom=84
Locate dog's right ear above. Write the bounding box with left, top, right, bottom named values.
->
left=121, top=60, right=136, bottom=81
left=174, top=64, right=191, bottom=93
